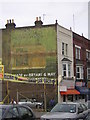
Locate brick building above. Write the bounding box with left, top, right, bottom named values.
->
left=73, top=32, right=90, bottom=100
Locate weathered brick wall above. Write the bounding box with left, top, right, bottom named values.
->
left=2, top=81, right=58, bottom=104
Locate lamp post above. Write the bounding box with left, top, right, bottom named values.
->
left=44, top=82, right=47, bottom=112
left=58, top=75, right=62, bottom=103
left=7, top=81, right=9, bottom=104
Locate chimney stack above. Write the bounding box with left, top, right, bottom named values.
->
left=34, top=16, right=43, bottom=27
left=5, top=19, right=16, bottom=29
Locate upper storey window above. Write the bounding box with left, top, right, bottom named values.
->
left=86, top=50, right=90, bottom=60
left=62, top=42, right=68, bottom=56
left=75, top=45, right=81, bottom=60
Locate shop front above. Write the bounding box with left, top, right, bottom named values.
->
left=60, top=89, right=80, bottom=102
left=76, top=86, right=89, bottom=102
left=75, top=81, right=89, bottom=102
left=59, top=79, right=80, bottom=102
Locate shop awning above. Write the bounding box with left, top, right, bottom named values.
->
left=60, top=89, right=80, bottom=95
left=76, top=87, right=89, bottom=95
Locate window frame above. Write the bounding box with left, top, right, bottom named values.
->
left=87, top=68, right=90, bottom=80
left=5, top=107, right=19, bottom=119
left=76, top=65, right=83, bottom=79
left=62, top=62, right=71, bottom=77
left=75, top=47, right=81, bottom=60
left=18, top=106, right=33, bottom=118
left=86, top=50, right=90, bottom=59
left=62, top=42, right=64, bottom=55
left=62, top=42, right=68, bottom=56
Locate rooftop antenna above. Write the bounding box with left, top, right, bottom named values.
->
left=43, top=14, right=46, bottom=21
left=73, top=14, right=75, bottom=31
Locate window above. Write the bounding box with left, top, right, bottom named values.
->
left=5, top=107, right=19, bottom=119
left=62, top=42, right=64, bottom=55
left=76, top=47, right=80, bottom=59
left=65, top=43, right=68, bottom=55
left=87, top=68, right=90, bottom=80
left=78, top=105, right=84, bottom=113
left=18, top=106, right=33, bottom=119
left=62, top=63, right=71, bottom=77
left=51, top=104, right=76, bottom=113
left=62, top=42, right=68, bottom=56
left=86, top=51, right=90, bottom=60
left=68, top=64, right=71, bottom=77
left=63, top=64, right=66, bottom=76
left=67, top=95, right=73, bottom=102
left=76, top=66, right=83, bottom=79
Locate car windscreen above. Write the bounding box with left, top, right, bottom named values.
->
left=51, top=104, right=76, bottom=113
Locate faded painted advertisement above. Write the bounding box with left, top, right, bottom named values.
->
left=11, top=26, right=57, bottom=83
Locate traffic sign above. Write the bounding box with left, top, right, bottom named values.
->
left=0, top=65, right=4, bottom=79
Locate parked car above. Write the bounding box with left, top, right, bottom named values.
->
left=0, top=104, right=36, bottom=120
left=18, top=98, right=43, bottom=108
left=41, top=102, right=88, bottom=120
left=84, top=109, right=90, bottom=120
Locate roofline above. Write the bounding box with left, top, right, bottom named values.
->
left=57, top=24, right=72, bottom=32
left=73, top=31, right=89, bottom=41
left=0, top=23, right=56, bottom=30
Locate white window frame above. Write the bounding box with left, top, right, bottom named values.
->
left=62, top=42, right=68, bottom=56
left=76, top=65, right=83, bottom=79
left=75, top=47, right=81, bottom=60
left=86, top=50, right=90, bottom=59
left=62, top=62, right=71, bottom=77
left=87, top=68, right=90, bottom=80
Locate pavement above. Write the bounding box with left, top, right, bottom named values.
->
left=32, top=108, right=47, bottom=119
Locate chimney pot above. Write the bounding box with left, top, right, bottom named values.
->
left=10, top=19, right=11, bottom=23
left=39, top=16, right=41, bottom=21
left=7, top=20, right=9, bottom=24
left=12, top=19, right=14, bottom=23
left=36, top=17, right=38, bottom=21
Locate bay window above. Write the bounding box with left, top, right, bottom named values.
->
left=62, top=63, right=71, bottom=77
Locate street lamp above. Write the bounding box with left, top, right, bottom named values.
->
left=58, top=75, right=62, bottom=103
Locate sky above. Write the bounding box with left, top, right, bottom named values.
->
left=0, top=0, right=89, bottom=39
